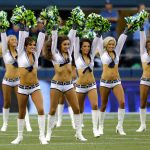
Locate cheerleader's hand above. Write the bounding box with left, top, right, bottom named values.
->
left=19, top=21, right=25, bottom=30
left=96, top=31, right=102, bottom=38
left=72, top=24, right=77, bottom=30
left=52, top=24, right=58, bottom=30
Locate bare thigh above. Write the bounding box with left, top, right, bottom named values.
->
left=76, top=92, right=86, bottom=113
left=49, top=89, right=63, bottom=115
left=17, top=93, right=29, bottom=119
left=88, top=88, right=98, bottom=110
left=2, top=84, right=13, bottom=108
left=100, top=86, right=111, bottom=112
left=31, top=89, right=44, bottom=115
left=65, top=88, right=80, bottom=114
left=140, top=84, right=150, bottom=108
left=112, top=84, right=125, bottom=109
left=59, top=94, right=65, bottom=104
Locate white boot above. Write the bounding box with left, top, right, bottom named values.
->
left=68, top=106, right=75, bottom=129
left=116, top=108, right=126, bottom=135
left=92, top=110, right=100, bottom=137
left=46, top=115, right=56, bottom=142
left=136, top=108, right=146, bottom=132
left=98, top=111, right=105, bottom=135
left=38, top=115, right=48, bottom=144
left=11, top=119, right=24, bottom=144
left=1, top=108, right=9, bottom=132
left=80, top=113, right=84, bottom=128
left=25, top=108, right=32, bottom=132
left=74, top=114, right=87, bottom=142
left=56, top=104, right=64, bottom=127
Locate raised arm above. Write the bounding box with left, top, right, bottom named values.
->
left=91, top=36, right=102, bottom=57
left=36, top=32, right=45, bottom=58
left=97, top=36, right=104, bottom=56
left=17, top=30, right=29, bottom=56
left=51, top=30, right=58, bottom=55
left=115, top=33, right=127, bottom=56
left=74, top=36, right=80, bottom=59
left=68, top=29, right=77, bottom=54
left=1, top=32, right=8, bottom=56
left=140, top=30, right=147, bottom=55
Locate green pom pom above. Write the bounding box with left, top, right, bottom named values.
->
left=0, top=11, right=10, bottom=31
left=58, top=26, right=70, bottom=36
left=11, top=5, right=26, bottom=24
left=86, top=13, right=111, bottom=33
left=40, top=6, right=59, bottom=35
left=24, top=9, right=37, bottom=28
left=66, top=6, right=85, bottom=33
left=124, top=10, right=149, bottom=33
left=79, top=28, right=96, bottom=40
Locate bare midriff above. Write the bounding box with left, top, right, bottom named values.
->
left=101, top=64, right=120, bottom=80
left=52, top=64, right=72, bottom=81
left=4, top=64, right=19, bottom=79
left=76, top=69, right=95, bottom=85
left=142, top=63, right=150, bottom=78
left=18, top=68, right=38, bottom=85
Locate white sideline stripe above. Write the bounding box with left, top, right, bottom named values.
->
left=1, top=141, right=150, bottom=146
left=1, top=134, right=150, bottom=139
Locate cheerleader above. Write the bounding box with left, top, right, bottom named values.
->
left=97, top=27, right=131, bottom=135
left=56, top=55, right=77, bottom=129
left=73, top=35, right=100, bottom=137
left=11, top=25, right=48, bottom=144
left=136, top=26, right=150, bottom=132
left=45, top=27, right=87, bottom=142
left=0, top=31, right=32, bottom=132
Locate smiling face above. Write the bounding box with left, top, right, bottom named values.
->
left=8, top=36, right=17, bottom=48
left=60, top=40, right=70, bottom=53
left=81, top=41, right=91, bottom=55
left=106, top=40, right=116, bottom=52
left=25, top=41, right=36, bottom=53
left=25, top=37, right=36, bottom=54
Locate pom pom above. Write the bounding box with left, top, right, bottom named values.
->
left=0, top=11, right=9, bottom=32
left=40, top=6, right=59, bottom=35
left=66, top=7, right=85, bottom=31
left=86, top=13, right=111, bottom=33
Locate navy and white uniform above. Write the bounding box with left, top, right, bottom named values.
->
left=98, top=34, right=127, bottom=88
left=140, top=31, right=150, bottom=86
left=74, top=36, right=100, bottom=93
left=50, top=29, right=76, bottom=92
left=17, top=30, right=45, bottom=95
left=1, top=32, right=19, bottom=86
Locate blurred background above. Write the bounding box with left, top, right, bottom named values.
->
left=0, top=0, right=150, bottom=113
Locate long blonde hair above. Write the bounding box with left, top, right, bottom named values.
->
left=7, top=35, right=17, bottom=50
left=103, top=36, right=116, bottom=51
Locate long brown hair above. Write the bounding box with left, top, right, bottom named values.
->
left=57, top=36, right=70, bottom=53
left=24, top=36, right=35, bottom=47
left=43, top=38, right=52, bottom=61
left=80, top=38, right=92, bottom=59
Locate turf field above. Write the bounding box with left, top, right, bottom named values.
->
left=0, top=113, right=150, bottom=150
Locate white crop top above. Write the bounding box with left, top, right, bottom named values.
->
left=140, top=31, right=150, bottom=63
left=17, top=31, right=45, bottom=68
left=51, top=29, right=76, bottom=66
left=98, top=34, right=127, bottom=65
left=1, top=32, right=17, bottom=65
left=74, top=36, right=100, bottom=70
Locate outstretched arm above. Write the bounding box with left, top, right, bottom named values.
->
left=36, top=32, right=46, bottom=58
left=115, top=33, right=127, bottom=56
left=74, top=36, right=80, bottom=59
left=140, top=30, right=147, bottom=55
left=68, top=29, right=77, bottom=54
left=1, top=32, right=8, bottom=56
